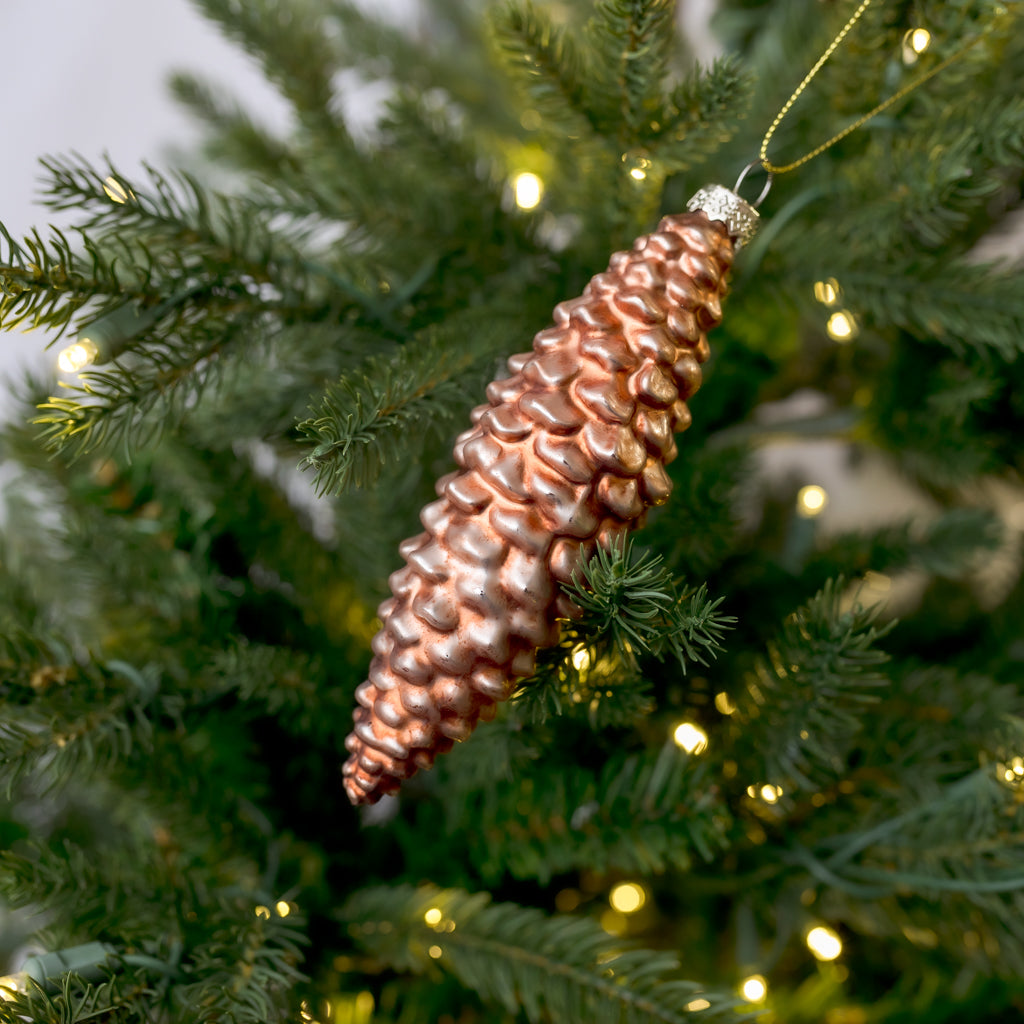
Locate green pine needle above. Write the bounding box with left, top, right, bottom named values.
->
left=169, top=71, right=298, bottom=180
left=738, top=579, right=892, bottom=791
left=0, top=972, right=140, bottom=1024
left=490, top=0, right=594, bottom=137
left=442, top=740, right=732, bottom=882
left=843, top=260, right=1024, bottom=359
left=584, top=0, right=675, bottom=140
left=653, top=56, right=755, bottom=170
left=175, top=893, right=309, bottom=1023
left=512, top=539, right=734, bottom=728
left=298, top=301, right=530, bottom=495
left=298, top=338, right=478, bottom=496
left=343, top=884, right=751, bottom=1024
left=0, top=656, right=157, bottom=798
left=0, top=223, right=116, bottom=338
left=189, top=0, right=341, bottom=121
left=566, top=536, right=736, bottom=670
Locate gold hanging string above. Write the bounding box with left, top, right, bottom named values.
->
left=759, top=0, right=1002, bottom=176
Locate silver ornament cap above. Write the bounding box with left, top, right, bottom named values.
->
left=686, top=184, right=760, bottom=249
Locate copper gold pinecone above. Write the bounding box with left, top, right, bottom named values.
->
left=343, top=211, right=735, bottom=805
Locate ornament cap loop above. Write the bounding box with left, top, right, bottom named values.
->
left=734, top=161, right=773, bottom=208
left=686, top=184, right=761, bottom=250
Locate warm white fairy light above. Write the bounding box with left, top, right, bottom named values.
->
left=813, top=278, right=841, bottom=306
left=686, top=998, right=711, bottom=1012
left=672, top=721, right=709, bottom=754
left=806, top=924, right=843, bottom=961
left=827, top=309, right=858, bottom=342
left=254, top=905, right=271, bottom=920
left=0, top=974, right=25, bottom=1001
left=275, top=900, right=291, bottom=917
left=740, top=975, right=768, bottom=1002
left=571, top=644, right=592, bottom=672
left=102, top=175, right=134, bottom=204
left=428, top=945, right=443, bottom=959
left=423, top=907, right=443, bottom=926
left=57, top=339, right=99, bottom=373
left=760, top=783, right=783, bottom=804
left=796, top=484, right=829, bottom=518
left=714, top=692, right=736, bottom=715
left=512, top=171, right=544, bottom=210
left=623, top=154, right=652, bottom=181
left=910, top=28, right=932, bottom=52
left=902, top=27, right=932, bottom=63
left=608, top=881, right=647, bottom=914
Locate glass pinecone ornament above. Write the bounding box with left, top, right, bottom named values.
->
left=343, top=186, right=758, bottom=805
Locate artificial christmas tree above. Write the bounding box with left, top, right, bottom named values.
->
left=2, top=0, right=1024, bottom=1022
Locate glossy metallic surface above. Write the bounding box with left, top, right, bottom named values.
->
left=686, top=184, right=761, bottom=249
left=343, top=211, right=737, bottom=805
